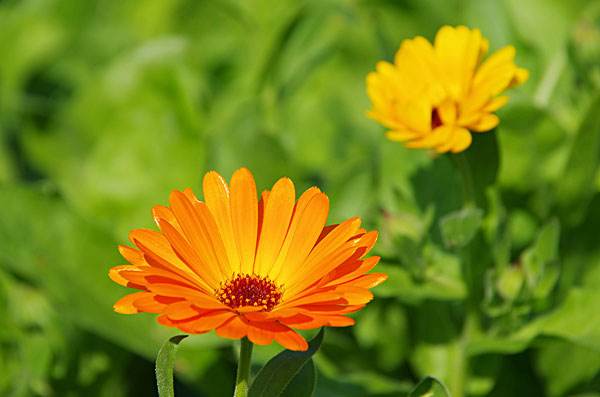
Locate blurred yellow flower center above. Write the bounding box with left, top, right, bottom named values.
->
left=216, top=274, right=283, bottom=311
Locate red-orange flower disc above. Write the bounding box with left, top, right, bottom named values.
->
left=109, top=168, right=386, bottom=351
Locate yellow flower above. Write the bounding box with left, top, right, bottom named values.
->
left=366, top=25, right=529, bottom=153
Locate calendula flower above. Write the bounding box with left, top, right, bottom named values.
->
left=109, top=168, right=385, bottom=351
left=367, top=25, right=529, bottom=153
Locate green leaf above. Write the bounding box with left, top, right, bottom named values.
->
left=471, top=287, right=600, bottom=355
left=556, top=94, right=600, bottom=223
left=522, top=219, right=560, bottom=291
left=439, top=207, right=484, bottom=249
left=281, top=359, right=316, bottom=397
left=375, top=262, right=466, bottom=304
left=496, top=266, right=525, bottom=301
left=156, top=335, right=188, bottom=397
left=249, top=329, right=324, bottom=397
left=408, top=376, right=450, bottom=397
left=464, top=131, right=500, bottom=203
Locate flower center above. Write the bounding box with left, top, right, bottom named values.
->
left=431, top=108, right=443, bottom=129
left=216, top=274, right=283, bottom=311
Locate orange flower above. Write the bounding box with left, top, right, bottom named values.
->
left=367, top=25, right=528, bottom=153
left=109, top=168, right=385, bottom=351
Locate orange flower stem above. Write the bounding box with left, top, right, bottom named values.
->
left=234, top=337, right=254, bottom=397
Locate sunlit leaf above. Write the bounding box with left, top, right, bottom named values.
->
left=408, top=376, right=450, bottom=397
left=156, top=335, right=188, bottom=397
left=249, top=329, right=324, bottom=397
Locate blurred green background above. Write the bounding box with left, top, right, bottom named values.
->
left=2, top=0, right=600, bottom=396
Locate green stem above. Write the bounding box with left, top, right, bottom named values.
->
left=234, top=338, right=254, bottom=397
left=451, top=153, right=476, bottom=207
left=450, top=153, right=479, bottom=397
left=451, top=310, right=477, bottom=397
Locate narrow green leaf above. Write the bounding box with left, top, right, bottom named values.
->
left=408, top=376, right=451, bottom=397
left=249, top=329, right=324, bottom=397
left=156, top=335, right=188, bottom=397
left=440, top=207, right=484, bottom=249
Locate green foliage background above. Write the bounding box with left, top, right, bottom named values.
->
left=1, top=0, right=600, bottom=396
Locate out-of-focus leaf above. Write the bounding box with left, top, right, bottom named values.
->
left=439, top=207, right=484, bottom=249
left=471, top=287, right=600, bottom=355
left=412, top=156, right=462, bottom=222
left=375, top=261, right=466, bottom=303
left=464, top=132, right=500, bottom=204
left=315, top=371, right=412, bottom=397
left=0, top=185, right=225, bottom=363
left=354, top=303, right=408, bottom=371
left=249, top=329, right=324, bottom=397
left=519, top=288, right=600, bottom=352
left=408, top=376, right=450, bottom=397
left=536, top=339, right=600, bottom=397
left=156, top=335, right=188, bottom=397
left=498, top=105, right=567, bottom=192
left=556, top=95, right=600, bottom=223
left=522, top=219, right=560, bottom=295
left=496, top=266, right=525, bottom=301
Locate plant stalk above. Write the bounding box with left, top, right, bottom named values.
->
left=234, top=338, right=254, bottom=397
left=451, top=153, right=476, bottom=207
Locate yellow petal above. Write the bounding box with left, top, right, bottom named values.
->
left=386, top=129, right=422, bottom=142
left=434, top=25, right=482, bottom=100
left=449, top=127, right=473, bottom=153
left=470, top=114, right=500, bottom=132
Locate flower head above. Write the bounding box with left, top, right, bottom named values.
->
left=109, top=168, right=385, bottom=351
left=367, top=25, right=528, bottom=153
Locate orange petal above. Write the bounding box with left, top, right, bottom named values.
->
left=286, top=314, right=355, bottom=330
left=119, top=267, right=197, bottom=290
left=114, top=292, right=147, bottom=314
left=129, top=228, right=212, bottom=291
left=273, top=328, right=308, bottom=351
left=118, top=245, right=146, bottom=266
left=145, top=283, right=226, bottom=310
left=270, top=189, right=330, bottom=282
left=319, top=256, right=381, bottom=287
left=164, top=301, right=201, bottom=321
left=278, top=291, right=344, bottom=309
left=203, top=171, right=241, bottom=273
left=169, top=191, right=232, bottom=279
left=343, top=273, right=388, bottom=289
left=254, top=177, right=295, bottom=275
left=286, top=228, right=374, bottom=298
left=286, top=218, right=361, bottom=288
left=230, top=168, right=259, bottom=275
left=109, top=265, right=143, bottom=287
left=152, top=205, right=183, bottom=234
left=246, top=324, right=276, bottom=346
left=156, top=218, right=221, bottom=289
left=132, top=293, right=170, bottom=313
left=332, top=285, right=374, bottom=305
left=216, top=316, right=249, bottom=339
left=178, top=311, right=235, bottom=333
